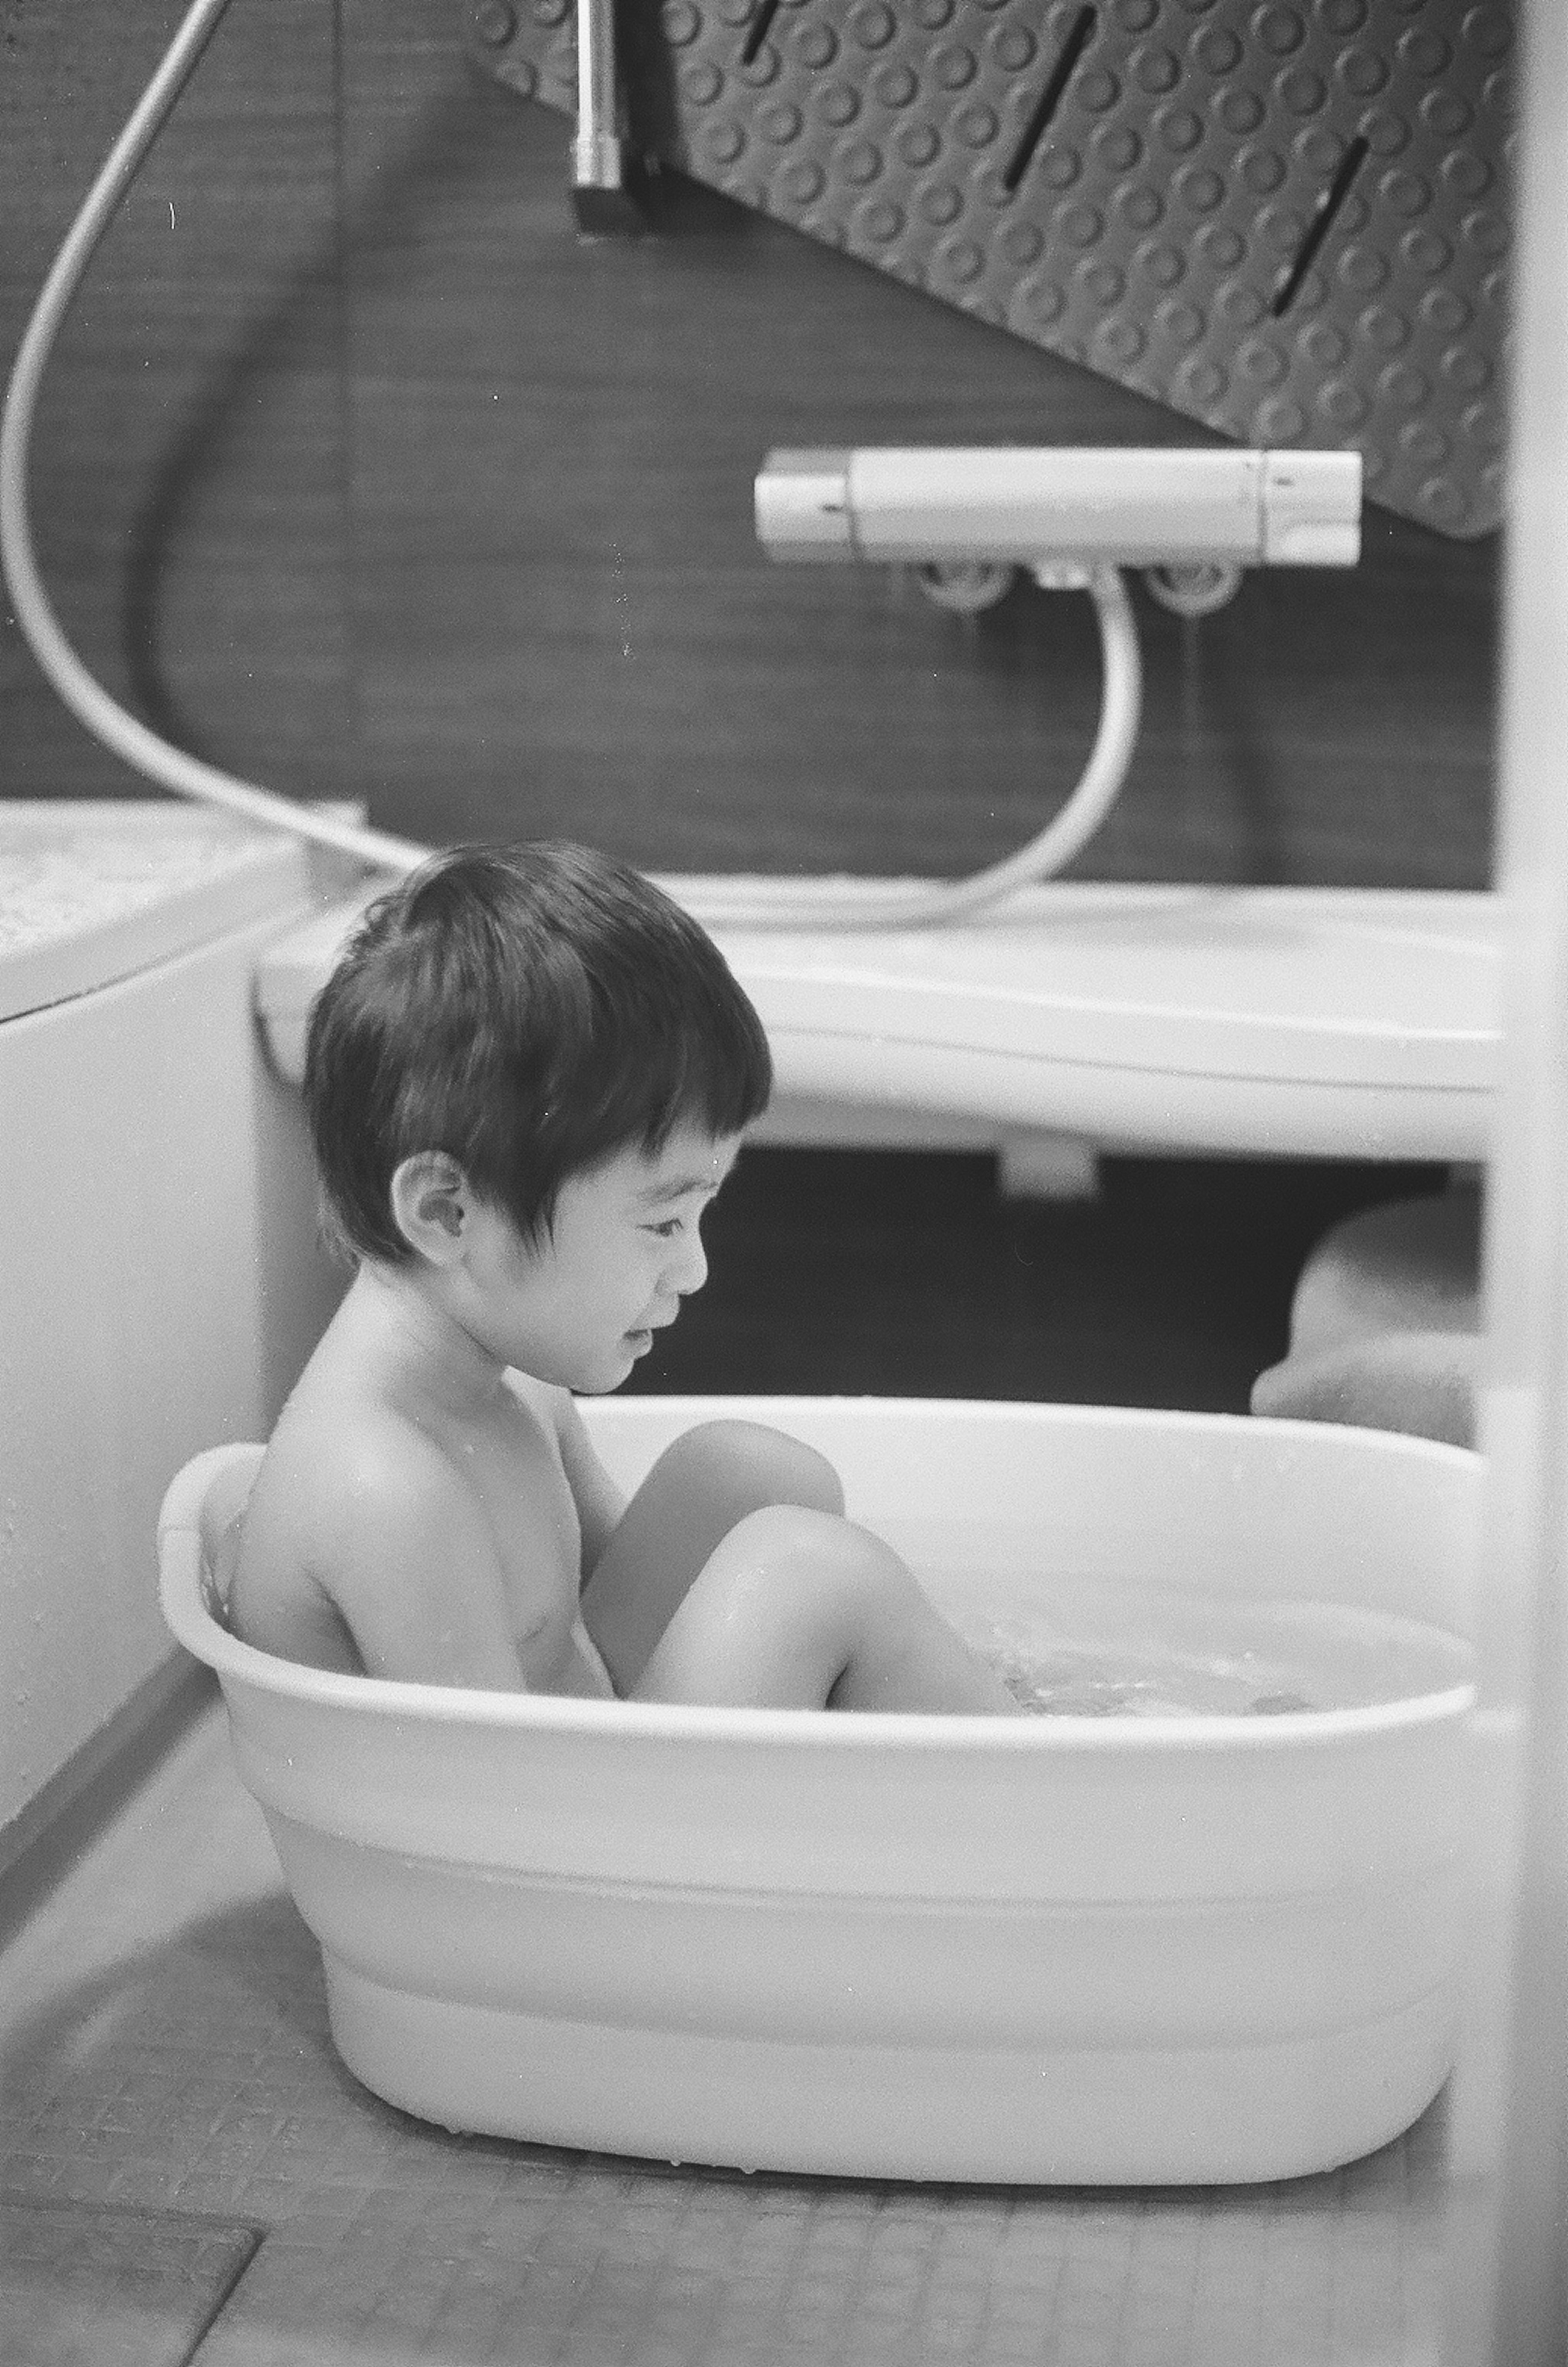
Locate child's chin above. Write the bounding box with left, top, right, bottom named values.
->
left=579, top=1342, right=644, bottom=1393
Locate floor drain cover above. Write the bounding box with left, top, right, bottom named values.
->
left=467, top=0, right=1512, bottom=539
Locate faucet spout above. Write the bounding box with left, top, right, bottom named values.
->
left=570, top=0, right=644, bottom=236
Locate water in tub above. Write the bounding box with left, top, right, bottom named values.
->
left=899, top=1520, right=1470, bottom=1718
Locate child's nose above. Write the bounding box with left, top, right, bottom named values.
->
left=666, top=1228, right=708, bottom=1296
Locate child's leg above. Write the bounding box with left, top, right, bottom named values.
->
left=629, top=1503, right=1024, bottom=1716
left=580, top=1420, right=846, bottom=1694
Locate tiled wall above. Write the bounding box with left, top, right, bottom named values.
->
left=3, top=0, right=1499, bottom=887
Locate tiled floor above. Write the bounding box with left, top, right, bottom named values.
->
left=0, top=1697, right=1450, bottom=2367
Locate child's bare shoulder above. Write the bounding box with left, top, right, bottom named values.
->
left=266, top=1388, right=471, bottom=1539
left=234, top=1390, right=493, bottom=1672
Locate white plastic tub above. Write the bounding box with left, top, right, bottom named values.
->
left=158, top=1397, right=1479, bottom=2186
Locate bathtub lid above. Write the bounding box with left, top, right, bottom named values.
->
left=0, top=803, right=319, bottom=1023
left=254, top=880, right=1500, bottom=1159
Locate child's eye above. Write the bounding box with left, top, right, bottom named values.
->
left=644, top=1217, right=684, bottom=1240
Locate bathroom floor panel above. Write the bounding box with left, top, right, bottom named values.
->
left=0, top=2196, right=262, bottom=2367
left=0, top=1697, right=1448, bottom=2367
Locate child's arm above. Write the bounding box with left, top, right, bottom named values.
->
left=319, top=1433, right=536, bottom=1687
left=548, top=1389, right=628, bottom=1582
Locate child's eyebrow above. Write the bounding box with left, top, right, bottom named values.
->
left=636, top=1155, right=738, bottom=1205
left=638, top=1174, right=721, bottom=1205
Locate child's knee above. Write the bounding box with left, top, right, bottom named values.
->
left=663, top=1420, right=845, bottom=1518
left=717, top=1502, right=914, bottom=1620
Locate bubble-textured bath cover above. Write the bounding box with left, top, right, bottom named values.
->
left=468, top=0, right=1511, bottom=539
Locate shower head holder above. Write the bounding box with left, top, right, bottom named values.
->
left=755, top=445, right=1362, bottom=573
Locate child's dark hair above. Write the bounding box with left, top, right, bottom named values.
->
left=304, top=840, right=772, bottom=1262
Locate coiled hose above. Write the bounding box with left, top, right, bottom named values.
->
left=0, top=0, right=1143, bottom=927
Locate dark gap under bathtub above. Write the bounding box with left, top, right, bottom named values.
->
left=625, top=1148, right=1449, bottom=1409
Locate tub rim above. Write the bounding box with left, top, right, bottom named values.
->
left=159, top=1415, right=1479, bottom=1757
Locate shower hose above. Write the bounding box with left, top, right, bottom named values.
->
left=0, top=0, right=1143, bottom=929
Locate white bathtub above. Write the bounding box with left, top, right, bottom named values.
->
left=0, top=802, right=345, bottom=1872
left=254, top=880, right=1502, bottom=1163
left=159, top=1394, right=1478, bottom=2186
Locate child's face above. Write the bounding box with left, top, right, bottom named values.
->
left=466, top=1125, right=742, bottom=1393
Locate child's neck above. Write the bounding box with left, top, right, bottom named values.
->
left=349, top=1259, right=510, bottom=1420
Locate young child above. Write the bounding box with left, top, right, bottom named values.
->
left=230, top=841, right=1021, bottom=1715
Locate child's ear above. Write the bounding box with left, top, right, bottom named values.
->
left=389, top=1152, right=471, bottom=1265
